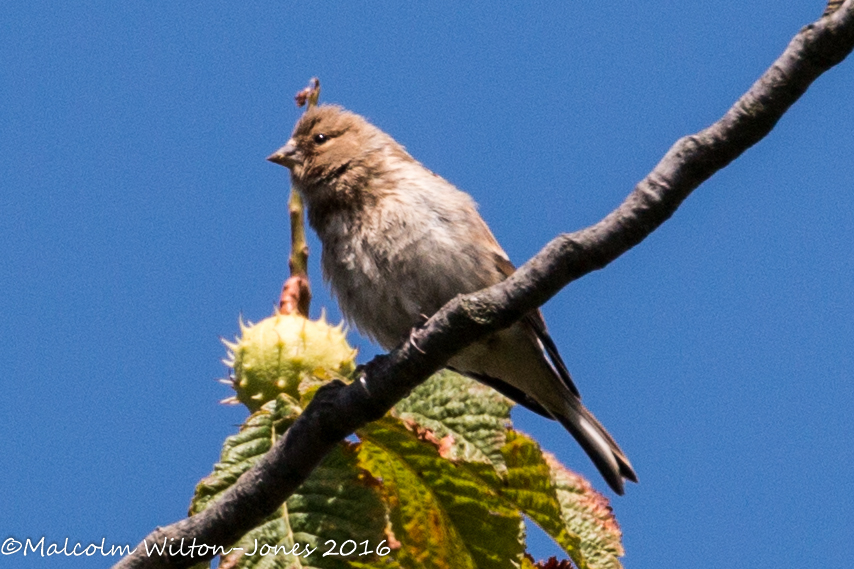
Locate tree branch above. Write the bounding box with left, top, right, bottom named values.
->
left=112, top=4, right=854, bottom=568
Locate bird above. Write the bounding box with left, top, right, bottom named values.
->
left=267, top=104, right=637, bottom=494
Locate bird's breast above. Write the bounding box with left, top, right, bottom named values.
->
left=316, top=203, right=495, bottom=350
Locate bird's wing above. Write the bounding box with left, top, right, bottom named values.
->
left=447, top=366, right=553, bottom=418
left=491, top=252, right=581, bottom=399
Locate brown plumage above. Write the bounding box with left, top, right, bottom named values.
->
left=268, top=105, right=637, bottom=494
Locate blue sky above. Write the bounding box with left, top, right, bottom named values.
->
left=2, top=1, right=852, bottom=567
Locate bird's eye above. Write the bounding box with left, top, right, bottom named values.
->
left=313, top=133, right=328, bottom=145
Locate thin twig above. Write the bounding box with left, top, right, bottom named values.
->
left=278, top=79, right=320, bottom=317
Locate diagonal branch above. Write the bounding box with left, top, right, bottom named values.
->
left=112, top=4, right=854, bottom=568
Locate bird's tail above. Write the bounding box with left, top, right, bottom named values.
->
left=556, top=403, right=638, bottom=495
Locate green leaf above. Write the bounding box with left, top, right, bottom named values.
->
left=285, top=443, right=389, bottom=569
left=190, top=395, right=388, bottom=569
left=394, top=370, right=512, bottom=471
left=349, top=557, right=407, bottom=569
left=545, top=453, right=623, bottom=569
left=493, top=431, right=624, bottom=569
left=194, top=367, right=623, bottom=568
left=191, top=394, right=302, bottom=515
left=495, top=431, right=588, bottom=569
left=358, top=416, right=525, bottom=569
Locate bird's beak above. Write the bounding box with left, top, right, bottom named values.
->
left=267, top=139, right=303, bottom=169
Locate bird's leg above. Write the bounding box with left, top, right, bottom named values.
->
left=408, top=313, right=431, bottom=354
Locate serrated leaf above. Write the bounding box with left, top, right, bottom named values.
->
left=388, top=373, right=624, bottom=569
left=394, top=370, right=512, bottom=471
left=495, top=430, right=588, bottom=569
left=358, top=416, right=525, bottom=569
left=349, top=557, right=407, bottom=569
left=285, top=443, right=388, bottom=569
left=545, top=453, right=623, bottom=569
left=190, top=395, right=387, bottom=569
left=218, top=509, right=303, bottom=569
left=191, top=394, right=303, bottom=515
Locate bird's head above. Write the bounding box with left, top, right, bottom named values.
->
left=267, top=104, right=417, bottom=227
left=268, top=105, right=389, bottom=186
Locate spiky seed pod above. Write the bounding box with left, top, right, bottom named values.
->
left=222, top=312, right=356, bottom=412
